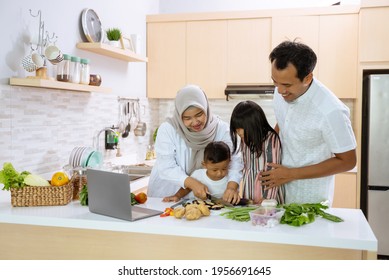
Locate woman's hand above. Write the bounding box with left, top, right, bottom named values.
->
left=162, top=195, right=180, bottom=202
left=184, top=177, right=208, bottom=200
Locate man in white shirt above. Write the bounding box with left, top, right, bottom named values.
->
left=261, top=41, right=357, bottom=205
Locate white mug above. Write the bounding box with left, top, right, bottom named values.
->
left=45, top=45, right=63, bottom=64
left=31, top=52, right=45, bottom=68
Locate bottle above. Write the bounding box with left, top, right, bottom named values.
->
left=70, top=56, right=81, bottom=83
left=80, top=58, right=90, bottom=85
left=56, top=54, right=71, bottom=82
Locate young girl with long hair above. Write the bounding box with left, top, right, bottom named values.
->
left=230, top=101, right=285, bottom=204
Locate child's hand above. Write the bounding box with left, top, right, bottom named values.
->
left=223, top=188, right=240, bottom=204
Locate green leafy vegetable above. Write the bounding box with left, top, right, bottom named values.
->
left=131, top=192, right=139, bottom=206
left=0, top=162, right=30, bottom=191
left=79, top=184, right=88, bottom=206
left=78, top=186, right=139, bottom=207
left=281, top=202, right=343, bottom=226
left=153, top=127, right=159, bottom=143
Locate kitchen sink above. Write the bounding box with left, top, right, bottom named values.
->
left=110, top=164, right=152, bottom=181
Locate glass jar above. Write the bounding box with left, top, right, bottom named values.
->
left=80, top=58, right=90, bottom=85
left=146, top=144, right=156, bottom=160
left=70, top=56, right=81, bottom=83
left=56, top=54, right=71, bottom=82
left=72, top=167, right=87, bottom=200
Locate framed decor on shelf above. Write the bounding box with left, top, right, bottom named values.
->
left=120, top=35, right=135, bottom=52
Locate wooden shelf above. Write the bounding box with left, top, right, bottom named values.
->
left=9, top=77, right=112, bottom=93
left=76, top=42, right=148, bottom=62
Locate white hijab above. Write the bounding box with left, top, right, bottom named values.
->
left=167, top=85, right=219, bottom=173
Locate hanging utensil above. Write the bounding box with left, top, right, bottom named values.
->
left=129, top=101, right=138, bottom=131
left=122, top=102, right=132, bottom=138
left=118, top=102, right=125, bottom=133
left=134, top=101, right=146, bottom=136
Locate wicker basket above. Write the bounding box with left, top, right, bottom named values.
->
left=10, top=179, right=73, bottom=207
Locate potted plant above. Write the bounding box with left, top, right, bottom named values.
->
left=105, top=28, right=122, bottom=47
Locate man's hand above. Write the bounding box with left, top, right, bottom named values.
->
left=260, top=163, right=293, bottom=190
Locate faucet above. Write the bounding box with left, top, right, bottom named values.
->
left=93, top=127, right=118, bottom=152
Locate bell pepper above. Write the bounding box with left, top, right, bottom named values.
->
left=160, top=207, right=174, bottom=217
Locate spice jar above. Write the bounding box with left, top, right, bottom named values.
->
left=72, top=167, right=87, bottom=200
left=56, top=54, right=71, bottom=82
left=70, top=56, right=81, bottom=84
left=80, top=58, right=90, bottom=85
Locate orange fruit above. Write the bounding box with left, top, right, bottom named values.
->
left=135, top=192, right=147, bottom=204
left=51, top=171, right=70, bottom=186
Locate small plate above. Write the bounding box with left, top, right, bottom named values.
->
left=81, top=8, right=103, bottom=43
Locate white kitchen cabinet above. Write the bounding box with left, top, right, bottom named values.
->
left=147, top=22, right=186, bottom=99
left=186, top=20, right=228, bottom=99
left=359, top=6, right=389, bottom=63
left=333, top=172, right=357, bottom=209
left=227, top=18, right=272, bottom=85
left=318, top=14, right=358, bottom=98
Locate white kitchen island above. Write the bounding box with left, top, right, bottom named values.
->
left=0, top=178, right=377, bottom=260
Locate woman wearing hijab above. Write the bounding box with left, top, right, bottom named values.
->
left=147, top=85, right=243, bottom=203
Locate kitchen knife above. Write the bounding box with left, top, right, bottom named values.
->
left=169, top=199, right=189, bottom=209
left=206, top=194, right=251, bottom=207
left=206, top=194, right=234, bottom=207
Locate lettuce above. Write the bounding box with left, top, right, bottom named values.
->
left=0, top=162, right=30, bottom=191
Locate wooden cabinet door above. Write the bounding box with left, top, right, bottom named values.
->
left=227, top=18, right=272, bottom=85
left=147, top=22, right=186, bottom=98
left=271, top=15, right=320, bottom=76
left=333, top=173, right=357, bottom=209
left=359, top=7, right=389, bottom=62
left=186, top=20, right=228, bottom=99
left=319, top=14, right=358, bottom=99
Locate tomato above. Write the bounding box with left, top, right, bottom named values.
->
left=134, top=192, right=147, bottom=204
left=51, top=171, right=70, bottom=186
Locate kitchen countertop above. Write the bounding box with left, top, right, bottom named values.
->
left=0, top=178, right=377, bottom=255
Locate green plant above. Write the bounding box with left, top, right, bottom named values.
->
left=106, top=28, right=122, bottom=41
left=153, top=127, right=159, bottom=143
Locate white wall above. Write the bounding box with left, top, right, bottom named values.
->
left=158, top=0, right=361, bottom=13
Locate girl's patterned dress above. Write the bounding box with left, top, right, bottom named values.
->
left=241, top=132, right=285, bottom=204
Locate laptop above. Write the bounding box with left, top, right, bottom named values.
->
left=87, top=168, right=163, bottom=221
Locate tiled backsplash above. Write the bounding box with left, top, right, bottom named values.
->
left=0, top=86, right=354, bottom=176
